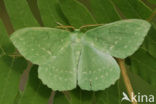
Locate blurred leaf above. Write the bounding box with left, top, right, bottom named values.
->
left=130, top=48, right=156, bottom=87
left=1, top=0, right=51, bottom=103
left=16, top=66, right=51, bottom=104
left=4, top=0, right=39, bottom=29
left=0, top=56, right=27, bottom=104
left=0, top=17, right=51, bottom=104
left=0, top=19, right=25, bottom=104
left=0, top=57, right=51, bottom=104
left=120, top=70, right=156, bottom=104
left=127, top=70, right=156, bottom=95
left=143, top=25, right=156, bottom=58
left=95, top=82, right=120, bottom=104
left=148, top=0, right=156, bottom=4
left=54, top=92, right=69, bottom=104
left=59, top=0, right=96, bottom=28
left=89, top=0, right=120, bottom=23
left=0, top=19, right=15, bottom=55
left=37, top=0, right=68, bottom=27
left=54, top=89, right=94, bottom=104
left=26, top=0, right=44, bottom=26
left=111, top=0, right=152, bottom=19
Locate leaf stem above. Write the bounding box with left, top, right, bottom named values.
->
left=117, top=59, right=137, bottom=104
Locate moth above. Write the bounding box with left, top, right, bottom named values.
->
left=10, top=19, right=151, bottom=91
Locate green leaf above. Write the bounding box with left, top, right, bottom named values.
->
left=0, top=19, right=50, bottom=104
left=0, top=56, right=27, bottom=104
left=148, top=0, right=156, bottom=4
left=126, top=70, right=156, bottom=95
left=111, top=0, right=152, bottom=19
left=54, top=89, right=94, bottom=104
left=0, top=19, right=15, bottom=55
left=4, top=0, right=39, bottom=29
left=89, top=0, right=120, bottom=23
left=0, top=21, right=23, bottom=104
left=59, top=0, right=96, bottom=28
left=16, top=65, right=51, bottom=104
left=119, top=70, right=156, bottom=104
left=54, top=92, right=69, bottom=104
left=37, top=0, right=67, bottom=27
left=130, top=48, right=156, bottom=87
left=143, top=25, right=156, bottom=59
left=85, top=19, right=151, bottom=58
left=95, top=82, right=120, bottom=104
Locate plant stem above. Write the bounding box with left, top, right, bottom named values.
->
left=19, top=61, right=32, bottom=91
left=48, top=91, right=56, bottom=104
left=117, top=59, right=137, bottom=104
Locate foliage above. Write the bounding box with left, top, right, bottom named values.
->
left=0, top=0, right=156, bottom=104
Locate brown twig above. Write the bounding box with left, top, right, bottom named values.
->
left=48, top=91, right=56, bottom=104
left=117, top=58, right=137, bottom=104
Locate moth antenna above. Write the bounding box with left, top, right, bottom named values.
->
left=56, top=25, right=75, bottom=30
left=56, top=22, right=75, bottom=31
left=79, top=24, right=104, bottom=30
left=56, top=22, right=65, bottom=26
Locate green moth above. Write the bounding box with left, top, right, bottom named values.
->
left=10, top=19, right=151, bottom=91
